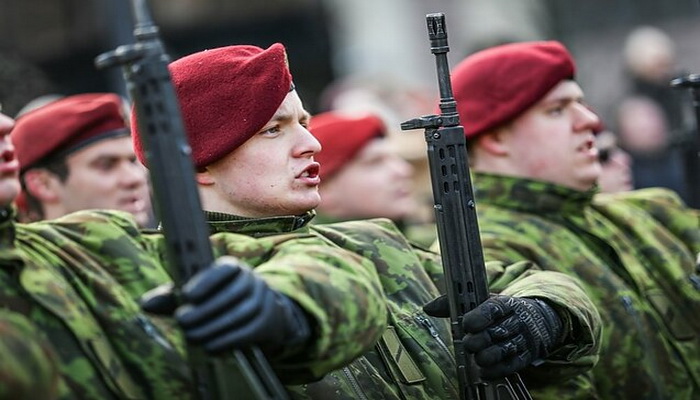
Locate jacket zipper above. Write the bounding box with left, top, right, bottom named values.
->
left=341, top=365, right=368, bottom=400
left=415, top=314, right=456, bottom=369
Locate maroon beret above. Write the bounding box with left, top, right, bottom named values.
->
left=132, top=43, right=293, bottom=169
left=309, top=111, right=385, bottom=180
left=12, top=93, right=128, bottom=171
left=451, top=41, right=576, bottom=139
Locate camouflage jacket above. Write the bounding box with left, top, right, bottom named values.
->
left=313, top=212, right=438, bottom=250
left=0, top=208, right=189, bottom=399
left=142, top=215, right=388, bottom=382
left=472, top=172, right=700, bottom=400
left=206, top=210, right=600, bottom=399
left=0, top=208, right=387, bottom=399
left=0, top=308, right=61, bottom=398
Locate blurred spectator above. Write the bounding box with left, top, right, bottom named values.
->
left=620, top=25, right=698, bottom=205
left=11, top=93, right=154, bottom=226
left=623, top=25, right=689, bottom=133
left=595, top=129, right=634, bottom=193
left=616, top=95, right=687, bottom=198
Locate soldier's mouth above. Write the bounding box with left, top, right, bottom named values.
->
left=297, top=163, right=320, bottom=179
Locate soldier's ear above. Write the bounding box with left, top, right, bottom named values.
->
left=22, top=169, right=61, bottom=202
left=477, top=128, right=510, bottom=157
left=195, top=168, right=216, bottom=186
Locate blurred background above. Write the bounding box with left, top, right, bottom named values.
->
left=1, top=0, right=699, bottom=208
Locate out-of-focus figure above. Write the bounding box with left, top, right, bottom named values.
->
left=616, top=95, right=686, bottom=197
left=11, top=93, right=153, bottom=226
left=595, top=128, right=634, bottom=193
left=309, top=110, right=417, bottom=223
left=620, top=26, right=693, bottom=203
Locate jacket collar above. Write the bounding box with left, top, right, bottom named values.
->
left=204, top=210, right=316, bottom=237
left=474, top=172, right=597, bottom=217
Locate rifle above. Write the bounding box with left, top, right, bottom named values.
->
left=401, top=13, right=532, bottom=400
left=670, top=74, right=700, bottom=209
left=94, top=0, right=289, bottom=399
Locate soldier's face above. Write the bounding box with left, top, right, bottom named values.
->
left=199, top=91, right=322, bottom=217
left=53, top=136, right=152, bottom=225
left=318, top=137, right=417, bottom=220
left=0, top=112, right=21, bottom=207
left=497, top=80, right=602, bottom=191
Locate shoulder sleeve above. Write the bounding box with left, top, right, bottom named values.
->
left=596, top=188, right=700, bottom=254
left=489, top=261, right=602, bottom=389
left=208, top=230, right=388, bottom=383
left=433, top=215, right=602, bottom=387
left=38, top=210, right=173, bottom=299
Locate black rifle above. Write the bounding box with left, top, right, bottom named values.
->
left=401, top=13, right=532, bottom=400
left=94, top=0, right=289, bottom=399
left=670, top=74, right=700, bottom=208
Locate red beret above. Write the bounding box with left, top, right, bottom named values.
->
left=309, top=111, right=385, bottom=179
left=132, top=43, right=293, bottom=169
left=12, top=93, right=128, bottom=171
left=451, top=41, right=576, bottom=139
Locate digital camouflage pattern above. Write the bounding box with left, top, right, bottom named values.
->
left=0, top=208, right=190, bottom=399
left=0, top=309, right=60, bottom=399
left=0, top=208, right=388, bottom=398
left=142, top=215, right=388, bottom=382
left=313, top=211, right=438, bottom=249
left=470, top=172, right=700, bottom=399
left=207, top=210, right=601, bottom=399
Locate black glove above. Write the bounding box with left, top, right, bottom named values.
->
left=141, top=256, right=311, bottom=354
left=424, top=294, right=563, bottom=379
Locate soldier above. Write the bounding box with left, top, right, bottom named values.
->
left=307, top=111, right=423, bottom=221
left=132, top=43, right=603, bottom=399
left=10, top=93, right=153, bottom=226
left=447, top=40, right=700, bottom=398
left=0, top=109, right=388, bottom=398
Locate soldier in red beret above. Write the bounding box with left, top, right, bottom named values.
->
left=308, top=110, right=417, bottom=223
left=11, top=93, right=152, bottom=226
left=0, top=106, right=390, bottom=398
left=133, top=42, right=602, bottom=399
left=446, top=40, right=700, bottom=398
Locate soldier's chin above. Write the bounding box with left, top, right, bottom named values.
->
left=132, top=210, right=152, bottom=227
left=292, top=197, right=320, bottom=216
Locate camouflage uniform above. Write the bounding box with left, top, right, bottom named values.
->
left=205, top=210, right=601, bottom=399
left=471, top=172, right=700, bottom=399
left=0, top=309, right=60, bottom=399
left=0, top=208, right=387, bottom=398
left=313, top=213, right=438, bottom=250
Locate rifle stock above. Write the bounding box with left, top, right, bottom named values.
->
left=401, top=13, right=532, bottom=400
left=94, top=0, right=288, bottom=398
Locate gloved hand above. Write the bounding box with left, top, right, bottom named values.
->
left=141, top=256, right=311, bottom=354
left=424, top=294, right=563, bottom=379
